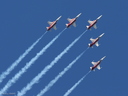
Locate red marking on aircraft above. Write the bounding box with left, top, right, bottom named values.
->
left=66, top=13, right=81, bottom=28
left=46, top=16, right=62, bottom=31
left=88, top=33, right=104, bottom=47
left=90, top=56, right=106, bottom=71
left=86, top=15, right=102, bottom=30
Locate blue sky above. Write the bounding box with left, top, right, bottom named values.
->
left=0, top=0, right=127, bottom=96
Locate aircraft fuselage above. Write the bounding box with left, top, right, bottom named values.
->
left=91, top=61, right=101, bottom=70
left=89, top=38, right=99, bottom=47
left=47, top=21, right=57, bottom=31
left=66, top=18, right=76, bottom=28
left=87, top=20, right=97, bottom=29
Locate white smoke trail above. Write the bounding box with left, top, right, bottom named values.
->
left=17, top=30, right=87, bottom=96
left=63, top=71, right=91, bottom=96
left=0, top=31, right=47, bottom=84
left=36, top=48, right=89, bottom=96
left=0, top=29, right=66, bottom=96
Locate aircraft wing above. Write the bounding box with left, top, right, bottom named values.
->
left=90, top=38, right=96, bottom=42
left=72, top=22, right=76, bottom=27
left=97, top=65, right=101, bottom=70
left=67, top=18, right=72, bottom=22
left=88, top=20, right=94, bottom=24
left=93, top=24, right=97, bottom=29
left=48, top=21, right=53, bottom=25
left=53, top=25, right=57, bottom=30
left=91, top=61, right=97, bottom=65
left=95, top=42, right=99, bottom=47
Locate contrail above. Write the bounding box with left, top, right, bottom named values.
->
left=17, top=30, right=87, bottom=96
left=36, top=48, right=89, bottom=96
left=0, top=28, right=66, bottom=96
left=0, top=31, right=47, bottom=84
left=63, top=71, right=91, bottom=96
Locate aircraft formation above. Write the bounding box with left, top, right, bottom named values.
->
left=0, top=13, right=106, bottom=96
left=46, top=13, right=106, bottom=71
left=45, top=13, right=106, bottom=95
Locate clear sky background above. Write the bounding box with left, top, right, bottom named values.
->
left=0, top=0, right=127, bottom=96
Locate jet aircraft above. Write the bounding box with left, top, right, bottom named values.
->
left=46, top=16, right=62, bottom=31
left=88, top=33, right=104, bottom=47
left=86, top=15, right=102, bottom=30
left=66, top=13, right=81, bottom=28
left=90, top=56, right=106, bottom=71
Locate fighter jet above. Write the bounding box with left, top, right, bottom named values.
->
left=90, top=56, right=106, bottom=71
left=88, top=33, right=104, bottom=47
left=66, top=13, right=82, bottom=28
left=46, top=16, right=62, bottom=31
left=86, top=15, right=102, bottom=30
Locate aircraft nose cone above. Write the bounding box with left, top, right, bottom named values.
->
left=99, top=33, right=105, bottom=37
left=97, top=15, right=102, bottom=20
left=76, top=13, right=82, bottom=17
left=102, top=56, right=106, bottom=60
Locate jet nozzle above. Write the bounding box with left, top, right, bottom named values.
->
left=66, top=24, right=69, bottom=28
